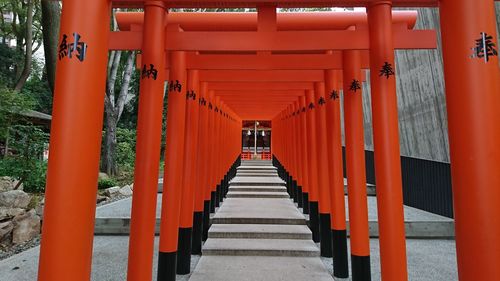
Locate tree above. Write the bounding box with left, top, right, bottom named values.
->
left=0, top=0, right=43, bottom=91
left=40, top=0, right=60, bottom=93
left=13, top=0, right=33, bottom=91
left=102, top=50, right=137, bottom=175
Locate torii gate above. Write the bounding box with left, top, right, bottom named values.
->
left=38, top=1, right=499, bottom=281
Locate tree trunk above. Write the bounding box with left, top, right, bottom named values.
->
left=14, top=0, right=33, bottom=92
left=41, top=0, right=60, bottom=93
left=102, top=110, right=118, bottom=176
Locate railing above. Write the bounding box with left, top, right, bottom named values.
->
left=342, top=147, right=454, bottom=218
left=241, top=148, right=272, bottom=160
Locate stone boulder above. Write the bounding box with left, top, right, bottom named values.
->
left=0, top=190, right=31, bottom=209
left=96, top=194, right=108, bottom=204
left=12, top=210, right=40, bottom=244
left=104, top=186, right=120, bottom=197
left=119, top=185, right=133, bottom=196
left=0, top=207, right=25, bottom=221
left=0, top=177, right=22, bottom=192
left=0, top=221, right=13, bottom=244
left=98, top=172, right=110, bottom=180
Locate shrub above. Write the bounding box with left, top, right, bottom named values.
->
left=98, top=177, right=118, bottom=190
left=0, top=124, right=49, bottom=193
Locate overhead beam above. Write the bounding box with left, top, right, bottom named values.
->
left=136, top=52, right=370, bottom=70
left=215, top=90, right=305, bottom=97
left=200, top=70, right=324, bottom=82
left=112, top=0, right=442, bottom=9
left=109, top=29, right=437, bottom=51
left=116, top=11, right=419, bottom=31
left=209, top=82, right=314, bottom=90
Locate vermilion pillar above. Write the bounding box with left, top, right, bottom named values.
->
left=293, top=101, right=304, bottom=208
left=127, top=3, right=166, bottom=281
left=367, top=2, right=408, bottom=280
left=305, top=89, right=320, bottom=242
left=439, top=0, right=500, bottom=279
left=177, top=69, right=200, bottom=274
left=37, top=0, right=111, bottom=280
left=158, top=51, right=187, bottom=281
left=325, top=69, right=349, bottom=278
left=299, top=95, right=310, bottom=214
left=192, top=82, right=209, bottom=254
left=343, top=50, right=371, bottom=281
left=203, top=90, right=216, bottom=240
left=213, top=97, right=222, bottom=208
left=314, top=82, right=333, bottom=257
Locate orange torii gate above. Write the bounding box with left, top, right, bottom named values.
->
left=38, top=1, right=499, bottom=281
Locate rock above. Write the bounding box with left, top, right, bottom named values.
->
left=119, top=185, right=133, bottom=196
left=0, top=207, right=25, bottom=221
left=98, top=172, right=110, bottom=180
left=104, top=186, right=120, bottom=197
left=0, top=190, right=31, bottom=209
left=35, top=204, right=44, bottom=217
left=0, top=177, right=22, bottom=192
left=12, top=210, right=40, bottom=244
left=0, top=221, right=14, bottom=244
left=96, top=195, right=108, bottom=204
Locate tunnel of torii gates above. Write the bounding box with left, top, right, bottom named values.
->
left=37, top=0, right=499, bottom=281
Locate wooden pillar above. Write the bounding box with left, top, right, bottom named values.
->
left=439, top=0, right=500, bottom=279
left=343, top=50, right=371, bottom=281
left=367, top=2, right=408, bottom=280
left=127, top=3, right=167, bottom=281
left=37, top=0, right=111, bottom=280
left=157, top=51, right=187, bottom=281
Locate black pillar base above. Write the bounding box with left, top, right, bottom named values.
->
left=332, top=229, right=349, bottom=279
left=292, top=180, right=298, bottom=203
left=210, top=191, right=216, bottom=213
left=297, top=186, right=303, bottom=208
left=303, top=192, right=310, bottom=214
left=215, top=185, right=221, bottom=207
left=352, top=255, right=372, bottom=281
left=176, top=228, right=192, bottom=275
left=285, top=174, right=291, bottom=195
left=191, top=212, right=203, bottom=255
left=202, top=200, right=210, bottom=241
left=157, top=251, right=177, bottom=281
left=319, top=213, right=333, bottom=257
left=309, top=201, right=320, bottom=243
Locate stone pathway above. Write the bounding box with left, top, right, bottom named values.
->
left=188, top=161, right=334, bottom=281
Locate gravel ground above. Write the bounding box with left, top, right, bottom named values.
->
left=0, top=194, right=132, bottom=262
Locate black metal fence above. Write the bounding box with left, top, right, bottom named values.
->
left=342, top=147, right=454, bottom=218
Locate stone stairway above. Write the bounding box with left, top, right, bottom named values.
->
left=188, top=160, right=334, bottom=281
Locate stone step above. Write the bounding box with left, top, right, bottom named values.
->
left=188, top=256, right=334, bottom=281
left=208, top=224, right=312, bottom=240
left=202, top=238, right=320, bottom=257
left=229, top=186, right=287, bottom=192
left=226, top=191, right=290, bottom=199
left=229, top=176, right=285, bottom=186
left=212, top=198, right=307, bottom=225
left=93, top=218, right=455, bottom=238
left=236, top=172, right=278, bottom=177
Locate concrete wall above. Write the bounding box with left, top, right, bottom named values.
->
left=346, top=6, right=500, bottom=163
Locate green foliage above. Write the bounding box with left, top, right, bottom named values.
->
left=97, top=177, right=118, bottom=190
left=0, top=43, right=23, bottom=86
left=0, top=125, right=48, bottom=193
left=115, top=127, right=136, bottom=171
left=20, top=61, right=52, bottom=113
left=0, top=86, right=34, bottom=141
